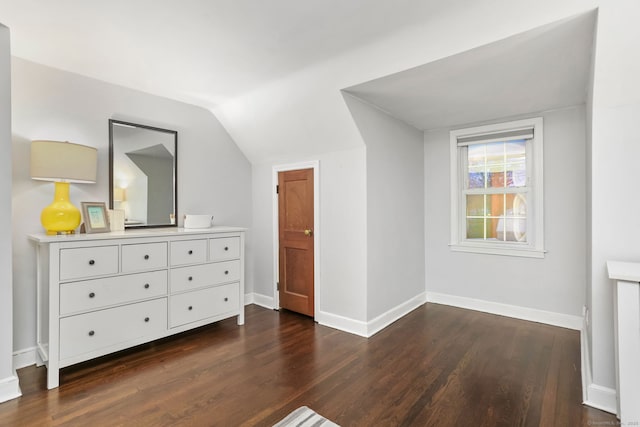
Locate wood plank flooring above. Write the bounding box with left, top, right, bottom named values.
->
left=0, top=303, right=618, bottom=426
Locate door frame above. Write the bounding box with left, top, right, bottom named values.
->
left=272, top=160, right=320, bottom=317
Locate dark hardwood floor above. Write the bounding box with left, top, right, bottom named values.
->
left=0, top=303, right=617, bottom=426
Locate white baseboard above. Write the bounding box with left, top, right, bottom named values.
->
left=581, top=322, right=617, bottom=414
left=367, top=292, right=427, bottom=337
left=581, top=315, right=590, bottom=405
left=13, top=346, right=37, bottom=370
left=250, top=293, right=275, bottom=310
left=318, top=292, right=427, bottom=338
left=248, top=291, right=371, bottom=336
left=249, top=291, right=425, bottom=338
left=316, top=310, right=368, bottom=337
left=425, top=292, right=583, bottom=330
left=584, top=383, right=617, bottom=415
left=244, top=293, right=254, bottom=305
left=0, top=373, right=21, bottom=403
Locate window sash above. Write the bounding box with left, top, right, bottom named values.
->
left=449, top=117, right=544, bottom=258
left=458, top=136, right=533, bottom=247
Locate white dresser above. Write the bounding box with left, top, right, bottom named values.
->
left=29, top=227, right=245, bottom=389
left=607, top=261, right=640, bottom=425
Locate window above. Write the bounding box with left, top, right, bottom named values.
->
left=449, top=117, right=544, bottom=258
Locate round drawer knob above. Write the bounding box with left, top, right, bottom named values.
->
left=144, top=254, right=150, bottom=260
left=144, top=283, right=150, bottom=289
left=144, top=317, right=150, bottom=322
left=188, top=306, right=193, bottom=311
left=88, top=259, right=95, bottom=265
left=188, top=250, right=193, bottom=255
left=89, top=292, right=95, bottom=298
left=224, top=270, right=229, bottom=275
left=188, top=276, right=193, bottom=281
left=88, top=330, right=95, bottom=336
left=224, top=246, right=229, bottom=251
left=224, top=297, right=228, bottom=302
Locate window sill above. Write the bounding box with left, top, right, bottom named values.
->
left=449, top=243, right=546, bottom=258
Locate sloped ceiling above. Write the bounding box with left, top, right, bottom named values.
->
left=343, top=11, right=596, bottom=131
left=1, top=1, right=597, bottom=162
left=0, top=0, right=457, bottom=107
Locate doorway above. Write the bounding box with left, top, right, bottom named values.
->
left=273, top=162, right=319, bottom=318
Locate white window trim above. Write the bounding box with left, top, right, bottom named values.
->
left=449, top=117, right=545, bottom=258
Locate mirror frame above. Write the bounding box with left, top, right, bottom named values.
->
left=108, top=119, right=178, bottom=229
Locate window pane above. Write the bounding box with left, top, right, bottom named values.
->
left=466, top=218, right=485, bottom=239
left=466, top=195, right=485, bottom=216
left=465, top=193, right=527, bottom=242
left=506, top=163, right=526, bottom=187
left=466, top=140, right=527, bottom=189
left=509, top=194, right=527, bottom=217
left=467, top=145, right=485, bottom=167
left=453, top=118, right=541, bottom=253
left=505, top=140, right=526, bottom=162
left=487, top=194, right=504, bottom=217
left=485, top=142, right=504, bottom=165
left=488, top=170, right=506, bottom=188
left=506, top=141, right=526, bottom=187
left=468, top=170, right=485, bottom=189
left=467, top=145, right=486, bottom=189
left=496, top=218, right=527, bottom=242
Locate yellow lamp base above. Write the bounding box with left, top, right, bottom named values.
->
left=41, top=182, right=81, bottom=235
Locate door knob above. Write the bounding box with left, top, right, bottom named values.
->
left=304, top=229, right=313, bottom=236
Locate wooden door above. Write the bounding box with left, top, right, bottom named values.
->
left=278, top=168, right=314, bottom=317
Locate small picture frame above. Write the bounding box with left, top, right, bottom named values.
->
left=81, top=202, right=110, bottom=233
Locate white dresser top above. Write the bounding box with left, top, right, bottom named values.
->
left=607, top=261, right=640, bottom=283
left=28, top=226, right=246, bottom=243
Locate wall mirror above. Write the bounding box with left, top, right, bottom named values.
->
left=109, top=119, right=177, bottom=228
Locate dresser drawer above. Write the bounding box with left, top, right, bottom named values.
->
left=60, top=246, right=119, bottom=281
left=169, top=283, right=239, bottom=328
left=59, top=298, right=167, bottom=361
left=121, top=242, right=167, bottom=273
left=170, top=260, right=240, bottom=293
left=170, top=239, right=207, bottom=266
left=209, top=237, right=240, bottom=261
left=60, top=270, right=168, bottom=315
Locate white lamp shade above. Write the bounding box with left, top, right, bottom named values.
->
left=31, top=140, right=97, bottom=183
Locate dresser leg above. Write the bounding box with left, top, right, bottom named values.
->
left=47, top=365, right=59, bottom=389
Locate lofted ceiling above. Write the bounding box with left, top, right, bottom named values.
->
left=1, top=1, right=597, bottom=161
left=0, top=0, right=457, bottom=108
left=343, top=11, right=596, bottom=131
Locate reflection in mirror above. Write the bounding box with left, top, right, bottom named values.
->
left=109, top=120, right=177, bottom=228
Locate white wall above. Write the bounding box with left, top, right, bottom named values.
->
left=11, top=58, right=252, bottom=359
left=214, top=1, right=597, bottom=166
left=215, top=3, right=625, bottom=390
left=584, top=9, right=597, bottom=399
left=7, top=0, right=636, bottom=410
left=589, top=0, right=640, bottom=404
left=213, top=0, right=602, bottom=332
left=251, top=94, right=424, bottom=335
left=425, top=106, right=586, bottom=320
left=251, top=147, right=368, bottom=327
left=343, top=95, right=425, bottom=320
left=0, top=23, right=21, bottom=403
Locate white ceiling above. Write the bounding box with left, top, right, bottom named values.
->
left=0, top=0, right=457, bottom=108
left=0, top=1, right=596, bottom=152
left=343, top=11, right=596, bottom=130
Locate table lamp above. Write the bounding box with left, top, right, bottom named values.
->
left=30, top=140, right=97, bottom=235
left=113, top=186, right=126, bottom=203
